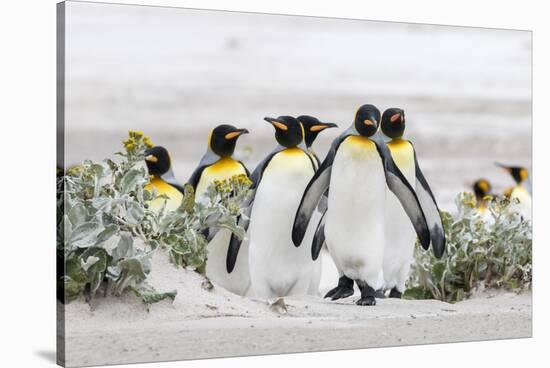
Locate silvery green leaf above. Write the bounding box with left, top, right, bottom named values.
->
left=88, top=270, right=103, bottom=297
left=126, top=202, right=145, bottom=226
left=142, top=187, right=153, bottom=202
left=69, top=222, right=104, bottom=248
left=68, top=203, right=88, bottom=226
left=113, top=232, right=134, bottom=260
left=100, top=234, right=120, bottom=256
left=81, top=247, right=108, bottom=274
left=92, top=197, right=111, bottom=211
left=63, top=215, right=72, bottom=246
left=120, top=168, right=144, bottom=194
left=130, top=284, right=177, bottom=306
left=81, top=255, right=100, bottom=271
left=95, top=224, right=118, bottom=245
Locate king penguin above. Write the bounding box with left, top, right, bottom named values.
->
left=244, top=116, right=318, bottom=300
left=187, top=124, right=252, bottom=296
left=379, top=108, right=445, bottom=298
left=473, top=179, right=491, bottom=211
left=495, top=163, right=532, bottom=221
left=297, top=115, right=338, bottom=295
left=144, top=146, right=184, bottom=212
left=293, top=104, right=444, bottom=306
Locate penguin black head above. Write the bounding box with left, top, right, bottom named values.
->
left=297, top=115, right=338, bottom=148
left=209, top=124, right=249, bottom=157
left=145, top=146, right=172, bottom=176
left=473, top=179, right=491, bottom=200
left=354, top=104, right=381, bottom=137
left=381, top=108, right=406, bottom=139
left=265, top=116, right=304, bottom=148
left=495, top=163, right=529, bottom=184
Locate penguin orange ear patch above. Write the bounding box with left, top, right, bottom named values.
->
left=310, top=125, right=327, bottom=132
left=390, top=113, right=401, bottom=123
left=145, top=155, right=158, bottom=163
left=225, top=131, right=242, bottom=139
left=271, top=120, right=288, bottom=131
left=363, top=119, right=374, bottom=126
left=520, top=168, right=528, bottom=181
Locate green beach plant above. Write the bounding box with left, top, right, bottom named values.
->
left=57, top=131, right=251, bottom=305
left=404, top=192, right=532, bottom=303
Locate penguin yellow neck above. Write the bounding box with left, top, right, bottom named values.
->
left=281, top=147, right=305, bottom=155
left=145, top=176, right=183, bottom=212
left=195, top=157, right=247, bottom=198
left=207, top=157, right=243, bottom=173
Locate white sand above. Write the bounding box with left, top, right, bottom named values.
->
left=61, top=250, right=532, bottom=367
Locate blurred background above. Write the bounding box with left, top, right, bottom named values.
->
left=63, top=2, right=531, bottom=211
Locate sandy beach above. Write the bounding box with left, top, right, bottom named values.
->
left=61, top=251, right=532, bottom=367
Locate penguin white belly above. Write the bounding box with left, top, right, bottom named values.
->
left=383, top=140, right=417, bottom=292
left=248, top=148, right=315, bottom=299
left=205, top=229, right=251, bottom=296
left=325, top=136, right=386, bottom=288
left=510, top=186, right=532, bottom=221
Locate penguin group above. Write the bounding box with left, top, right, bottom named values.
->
left=472, top=163, right=531, bottom=221
left=142, top=104, right=446, bottom=307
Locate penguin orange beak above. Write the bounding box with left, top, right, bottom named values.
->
left=225, top=128, right=249, bottom=140
left=494, top=162, right=511, bottom=173
left=265, top=117, right=288, bottom=131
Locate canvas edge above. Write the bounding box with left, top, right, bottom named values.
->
left=56, top=2, right=67, bottom=367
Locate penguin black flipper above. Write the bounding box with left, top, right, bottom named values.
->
left=292, top=133, right=351, bottom=247
left=311, top=209, right=327, bottom=261
left=371, top=134, right=431, bottom=250
left=411, top=144, right=446, bottom=258
left=226, top=147, right=284, bottom=273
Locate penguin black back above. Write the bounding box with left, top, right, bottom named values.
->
left=145, top=146, right=171, bottom=176
left=297, top=115, right=338, bottom=148
left=381, top=108, right=406, bottom=139
left=210, top=124, right=249, bottom=157
left=265, top=116, right=303, bottom=147
left=354, top=104, right=381, bottom=137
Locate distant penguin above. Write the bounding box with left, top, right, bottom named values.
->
left=297, top=115, right=338, bottom=296
left=293, top=104, right=444, bottom=306
left=188, top=124, right=251, bottom=296
left=144, top=146, right=184, bottom=212
left=495, top=163, right=532, bottom=220
left=244, top=116, right=318, bottom=300
left=379, top=108, right=445, bottom=298
left=473, top=179, right=492, bottom=212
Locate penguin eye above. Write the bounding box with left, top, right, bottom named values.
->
left=390, top=113, right=401, bottom=123
left=310, top=125, right=327, bottom=132
left=145, top=155, right=158, bottom=163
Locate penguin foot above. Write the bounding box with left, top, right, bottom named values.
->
left=356, top=296, right=376, bottom=306
left=324, top=275, right=354, bottom=300
left=375, top=289, right=386, bottom=299
left=325, top=286, right=354, bottom=300
left=356, top=280, right=377, bottom=307
left=389, top=287, right=402, bottom=299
